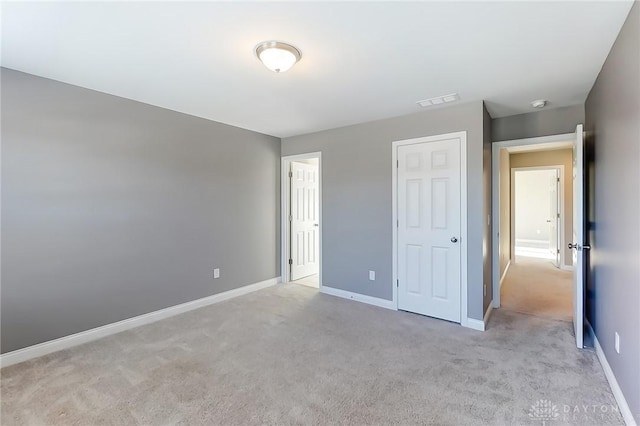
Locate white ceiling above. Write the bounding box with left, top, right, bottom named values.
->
left=1, top=1, right=634, bottom=138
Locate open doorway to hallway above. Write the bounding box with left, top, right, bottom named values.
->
left=281, top=153, right=321, bottom=289
left=493, top=136, right=577, bottom=323
left=493, top=127, right=588, bottom=348
left=503, top=165, right=573, bottom=321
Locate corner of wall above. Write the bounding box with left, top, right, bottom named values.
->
left=482, top=101, right=493, bottom=314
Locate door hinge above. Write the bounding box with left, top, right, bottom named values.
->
left=557, top=177, right=560, bottom=182
left=289, top=171, right=293, bottom=178
left=289, top=258, right=293, bottom=265
left=557, top=249, right=560, bottom=254
left=396, top=279, right=399, bottom=287
left=397, top=219, right=399, bottom=227
left=557, top=213, right=560, bottom=218
left=289, top=215, right=293, bottom=221
left=397, top=160, right=399, bottom=168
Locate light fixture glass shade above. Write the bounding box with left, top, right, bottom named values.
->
left=255, top=41, right=301, bottom=73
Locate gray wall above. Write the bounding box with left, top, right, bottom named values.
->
left=482, top=103, right=493, bottom=314
left=1, top=69, right=281, bottom=353
left=282, top=101, right=488, bottom=321
left=585, top=2, right=640, bottom=422
left=492, top=104, right=585, bottom=142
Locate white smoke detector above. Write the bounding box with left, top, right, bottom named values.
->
left=531, top=99, right=547, bottom=108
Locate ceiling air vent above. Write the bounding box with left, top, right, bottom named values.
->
left=417, top=93, right=460, bottom=108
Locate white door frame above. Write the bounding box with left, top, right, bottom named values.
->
left=392, top=131, right=469, bottom=328
left=281, top=152, right=322, bottom=287
left=510, top=165, right=565, bottom=268
left=491, top=133, right=574, bottom=308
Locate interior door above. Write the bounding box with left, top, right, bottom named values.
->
left=290, top=161, right=319, bottom=281
left=549, top=170, right=560, bottom=268
left=571, top=124, right=586, bottom=348
left=397, top=137, right=461, bottom=322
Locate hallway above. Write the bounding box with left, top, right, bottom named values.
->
left=500, top=257, right=573, bottom=321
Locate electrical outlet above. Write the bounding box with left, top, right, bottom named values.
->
left=213, top=268, right=220, bottom=279
left=369, top=270, right=375, bottom=281
left=615, top=332, right=620, bottom=354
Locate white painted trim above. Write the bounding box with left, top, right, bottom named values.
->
left=560, top=264, right=574, bottom=271
left=0, top=277, right=281, bottom=368
left=466, top=317, right=485, bottom=332
left=493, top=133, right=575, bottom=148
left=392, top=131, right=470, bottom=328
left=392, top=142, right=399, bottom=314
left=320, top=286, right=396, bottom=311
left=499, top=260, right=511, bottom=288
left=483, top=302, right=493, bottom=329
left=491, top=134, right=574, bottom=309
left=586, top=322, right=637, bottom=426
left=462, top=304, right=492, bottom=332
left=491, top=142, right=501, bottom=308
left=281, top=152, right=322, bottom=289
left=515, top=238, right=552, bottom=245
left=460, top=133, right=469, bottom=328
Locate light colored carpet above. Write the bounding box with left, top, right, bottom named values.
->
left=292, top=273, right=319, bottom=288
left=1, top=284, right=622, bottom=425
left=501, top=256, right=573, bottom=321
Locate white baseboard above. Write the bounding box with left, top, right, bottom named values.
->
left=499, top=260, right=511, bottom=288
left=320, top=286, right=488, bottom=333
left=0, top=277, right=281, bottom=368
left=320, top=286, right=396, bottom=310
left=465, top=317, right=485, bottom=331
left=483, top=302, right=493, bottom=329
left=515, top=238, right=549, bottom=245
left=560, top=264, right=574, bottom=271
left=586, top=322, right=637, bottom=426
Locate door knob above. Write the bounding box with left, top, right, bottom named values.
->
left=582, top=244, right=591, bottom=250
left=568, top=243, right=577, bottom=249
left=451, top=237, right=458, bottom=243
left=314, top=223, right=319, bottom=227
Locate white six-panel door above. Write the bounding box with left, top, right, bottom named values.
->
left=290, top=161, right=319, bottom=281
left=397, top=138, right=461, bottom=322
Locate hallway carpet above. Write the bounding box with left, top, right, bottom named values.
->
left=501, top=256, right=573, bottom=321
left=1, top=284, right=622, bottom=425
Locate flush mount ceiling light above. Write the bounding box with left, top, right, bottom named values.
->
left=531, top=99, right=547, bottom=108
left=255, top=41, right=301, bottom=73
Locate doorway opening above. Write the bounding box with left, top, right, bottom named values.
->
left=512, top=166, right=564, bottom=266
left=507, top=165, right=572, bottom=319
left=492, top=127, right=587, bottom=348
left=281, top=153, right=322, bottom=289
